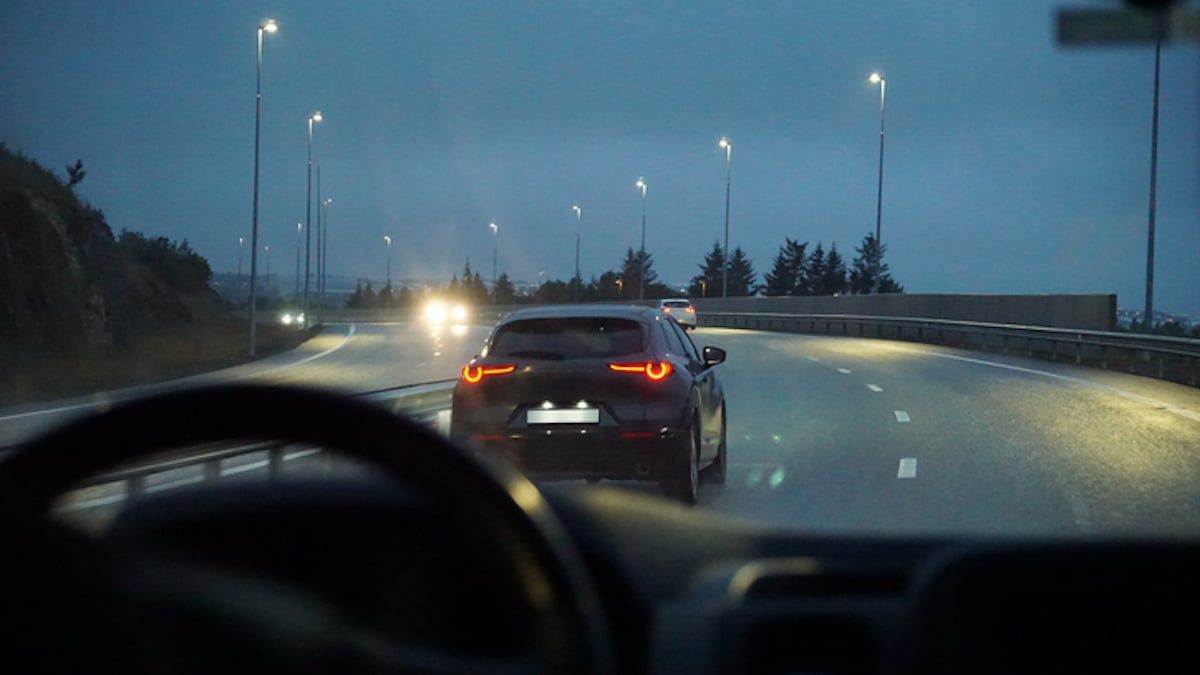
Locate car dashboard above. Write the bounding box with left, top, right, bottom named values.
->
left=95, top=474, right=1199, bottom=675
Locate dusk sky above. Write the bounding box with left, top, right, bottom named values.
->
left=2, top=1, right=1197, bottom=314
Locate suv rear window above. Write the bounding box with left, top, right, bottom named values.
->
left=490, top=318, right=646, bottom=360
left=662, top=301, right=690, bottom=308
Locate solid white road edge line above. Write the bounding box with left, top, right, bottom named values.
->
left=1, top=324, right=358, bottom=421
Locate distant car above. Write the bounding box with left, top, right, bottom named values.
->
left=658, top=297, right=697, bottom=329
left=278, top=310, right=306, bottom=328
left=423, top=300, right=469, bottom=325
left=451, top=304, right=727, bottom=502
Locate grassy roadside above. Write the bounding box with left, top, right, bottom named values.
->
left=0, top=316, right=316, bottom=408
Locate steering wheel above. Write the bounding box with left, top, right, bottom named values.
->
left=0, top=384, right=614, bottom=675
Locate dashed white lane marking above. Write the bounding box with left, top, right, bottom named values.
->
left=894, top=410, right=911, bottom=422
left=877, top=343, right=1200, bottom=424
left=836, top=368, right=852, bottom=374
left=805, top=356, right=820, bottom=362
left=867, top=384, right=884, bottom=392
left=897, top=457, right=918, bottom=478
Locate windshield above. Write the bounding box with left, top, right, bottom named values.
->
left=1, top=1, right=1198, bottom=540
left=489, top=318, right=647, bottom=360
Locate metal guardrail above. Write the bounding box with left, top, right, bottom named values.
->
left=57, top=380, right=457, bottom=504
left=701, top=312, right=1200, bottom=387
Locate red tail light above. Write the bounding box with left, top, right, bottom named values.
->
left=608, top=361, right=673, bottom=381
left=462, top=364, right=515, bottom=383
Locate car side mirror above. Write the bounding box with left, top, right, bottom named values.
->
left=702, top=346, right=726, bottom=367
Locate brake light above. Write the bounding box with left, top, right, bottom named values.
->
left=462, top=364, right=515, bottom=383
left=685, top=307, right=695, bottom=313
left=608, top=361, right=673, bottom=381
left=662, top=307, right=671, bottom=313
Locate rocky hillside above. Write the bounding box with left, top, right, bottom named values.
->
left=0, top=144, right=225, bottom=391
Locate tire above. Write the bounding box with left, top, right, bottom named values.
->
left=662, top=414, right=699, bottom=504
left=700, top=403, right=726, bottom=485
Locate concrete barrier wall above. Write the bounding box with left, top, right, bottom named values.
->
left=310, top=293, right=1116, bottom=331
left=691, top=294, right=1116, bottom=331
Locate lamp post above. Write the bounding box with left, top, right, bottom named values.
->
left=635, top=178, right=647, bottom=300
left=718, top=137, right=732, bottom=297
left=248, top=18, right=277, bottom=356
left=1143, top=40, right=1162, bottom=332
left=294, top=223, right=301, bottom=297
left=303, top=110, right=322, bottom=326
left=383, top=235, right=392, bottom=287
left=315, top=165, right=322, bottom=312
left=321, top=198, right=332, bottom=311
left=868, top=72, right=887, bottom=294
left=572, top=205, right=582, bottom=302
left=237, top=236, right=245, bottom=303
left=489, top=222, right=498, bottom=304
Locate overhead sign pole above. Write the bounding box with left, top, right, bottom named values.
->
left=1056, top=4, right=1198, bottom=331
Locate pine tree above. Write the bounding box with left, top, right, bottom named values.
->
left=494, top=273, right=516, bottom=305
left=849, top=233, right=904, bottom=294
left=820, top=243, right=848, bottom=295
left=687, top=242, right=725, bottom=298
left=763, top=238, right=808, bottom=296
left=725, top=246, right=757, bottom=297
left=805, top=243, right=826, bottom=296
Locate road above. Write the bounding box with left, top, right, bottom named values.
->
left=4, top=322, right=1200, bottom=538
left=0, top=322, right=489, bottom=447
left=696, top=327, right=1200, bottom=538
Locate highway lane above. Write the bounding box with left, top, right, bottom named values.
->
left=692, top=328, right=1200, bottom=538
left=0, top=321, right=490, bottom=447
left=11, top=320, right=1200, bottom=539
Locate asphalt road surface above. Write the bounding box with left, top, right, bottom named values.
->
left=5, top=322, right=1200, bottom=538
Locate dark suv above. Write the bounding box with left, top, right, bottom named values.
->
left=451, top=305, right=727, bottom=502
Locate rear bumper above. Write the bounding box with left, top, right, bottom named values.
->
left=453, top=428, right=685, bottom=482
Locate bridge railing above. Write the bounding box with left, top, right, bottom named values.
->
left=44, top=380, right=457, bottom=514
left=701, top=312, right=1200, bottom=387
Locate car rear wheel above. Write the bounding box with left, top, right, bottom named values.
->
left=662, top=414, right=699, bottom=504
left=700, top=403, right=726, bottom=485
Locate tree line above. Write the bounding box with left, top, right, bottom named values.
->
left=346, top=232, right=903, bottom=308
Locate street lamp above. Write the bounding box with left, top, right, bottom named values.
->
left=718, top=137, right=732, bottom=297
left=572, top=205, right=582, bottom=302
left=489, top=222, right=498, bottom=303
left=248, top=17, right=276, bottom=356
left=294, top=223, right=301, bottom=296
left=320, top=197, right=332, bottom=310
left=635, top=178, right=647, bottom=300
left=383, top=235, right=392, bottom=287
left=304, top=110, right=322, bottom=326
left=237, top=237, right=245, bottom=303
left=868, top=72, right=887, bottom=294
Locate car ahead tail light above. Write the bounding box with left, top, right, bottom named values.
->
left=685, top=307, right=695, bottom=313
left=662, top=307, right=671, bottom=313
left=608, top=361, right=673, bottom=381
left=461, top=364, right=515, bottom=383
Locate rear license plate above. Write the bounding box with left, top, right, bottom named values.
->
left=526, top=408, right=600, bottom=424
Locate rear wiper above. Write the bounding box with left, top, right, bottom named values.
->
left=506, top=350, right=564, bottom=360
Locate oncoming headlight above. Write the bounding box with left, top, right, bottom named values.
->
left=425, top=301, right=447, bottom=323
left=280, top=313, right=294, bottom=326
left=451, top=304, right=467, bottom=322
